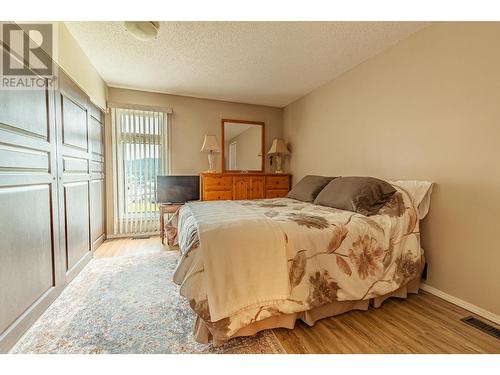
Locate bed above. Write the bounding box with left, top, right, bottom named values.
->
left=172, top=180, right=433, bottom=345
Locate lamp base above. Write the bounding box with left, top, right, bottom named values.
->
left=274, top=154, right=284, bottom=174
left=206, top=152, right=216, bottom=173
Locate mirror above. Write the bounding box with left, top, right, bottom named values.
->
left=221, top=119, right=264, bottom=172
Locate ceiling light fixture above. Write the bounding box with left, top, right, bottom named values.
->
left=123, top=21, right=160, bottom=41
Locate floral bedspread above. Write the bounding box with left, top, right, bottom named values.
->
left=173, top=187, right=422, bottom=341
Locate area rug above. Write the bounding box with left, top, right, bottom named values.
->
left=11, top=250, right=285, bottom=354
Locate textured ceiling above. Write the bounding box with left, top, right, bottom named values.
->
left=65, top=22, right=428, bottom=107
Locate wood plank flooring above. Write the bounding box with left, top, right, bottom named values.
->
left=94, top=236, right=167, bottom=258
left=95, top=236, right=500, bottom=354
left=274, top=292, right=500, bottom=354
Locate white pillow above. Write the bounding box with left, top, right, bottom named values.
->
left=389, top=180, right=434, bottom=219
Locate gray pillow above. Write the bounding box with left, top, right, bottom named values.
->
left=314, top=176, right=396, bottom=216
left=286, top=175, right=335, bottom=202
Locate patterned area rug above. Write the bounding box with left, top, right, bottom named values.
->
left=11, top=250, right=285, bottom=354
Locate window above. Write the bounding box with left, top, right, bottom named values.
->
left=111, top=107, right=170, bottom=236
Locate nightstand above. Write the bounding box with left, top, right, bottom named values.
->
left=159, top=203, right=183, bottom=245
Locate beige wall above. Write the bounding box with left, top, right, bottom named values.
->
left=284, top=22, right=500, bottom=316
left=105, top=87, right=283, bottom=233
left=57, top=23, right=107, bottom=109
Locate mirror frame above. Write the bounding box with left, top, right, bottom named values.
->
left=221, top=119, right=265, bottom=173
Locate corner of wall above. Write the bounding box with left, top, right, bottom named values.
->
left=56, top=22, right=107, bottom=110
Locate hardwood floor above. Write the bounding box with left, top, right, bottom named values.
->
left=94, top=236, right=500, bottom=354
left=274, top=292, right=500, bottom=354
left=94, top=236, right=170, bottom=258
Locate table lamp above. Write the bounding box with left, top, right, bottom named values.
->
left=200, top=135, right=220, bottom=173
left=268, top=138, right=289, bottom=174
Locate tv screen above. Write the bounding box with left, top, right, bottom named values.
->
left=157, top=175, right=200, bottom=204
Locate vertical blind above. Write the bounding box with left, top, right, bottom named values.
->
left=111, top=107, right=170, bottom=236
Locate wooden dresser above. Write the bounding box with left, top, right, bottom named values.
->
left=200, top=173, right=291, bottom=201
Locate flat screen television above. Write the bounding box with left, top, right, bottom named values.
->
left=156, top=175, right=200, bottom=204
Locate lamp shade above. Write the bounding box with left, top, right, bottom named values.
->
left=267, top=138, right=289, bottom=154
left=200, top=135, right=220, bottom=152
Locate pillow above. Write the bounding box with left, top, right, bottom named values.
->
left=286, top=175, right=335, bottom=202
left=314, top=176, right=396, bottom=216
left=389, top=180, right=434, bottom=219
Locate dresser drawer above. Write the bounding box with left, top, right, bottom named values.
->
left=203, top=176, right=233, bottom=191
left=266, top=189, right=289, bottom=199
left=266, top=176, right=290, bottom=190
left=204, top=190, right=233, bottom=201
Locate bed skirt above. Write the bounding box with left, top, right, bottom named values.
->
left=193, top=277, right=422, bottom=345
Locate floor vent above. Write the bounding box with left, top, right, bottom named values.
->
left=132, top=235, right=150, bottom=240
left=461, top=316, right=500, bottom=339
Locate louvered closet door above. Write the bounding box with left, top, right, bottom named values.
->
left=56, top=71, right=92, bottom=282
left=0, top=47, right=63, bottom=352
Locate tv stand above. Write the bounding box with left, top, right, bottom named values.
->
left=159, top=203, right=183, bottom=246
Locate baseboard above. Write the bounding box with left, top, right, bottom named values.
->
left=106, top=232, right=160, bottom=239
left=92, top=233, right=106, bottom=252
left=420, top=283, right=500, bottom=325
